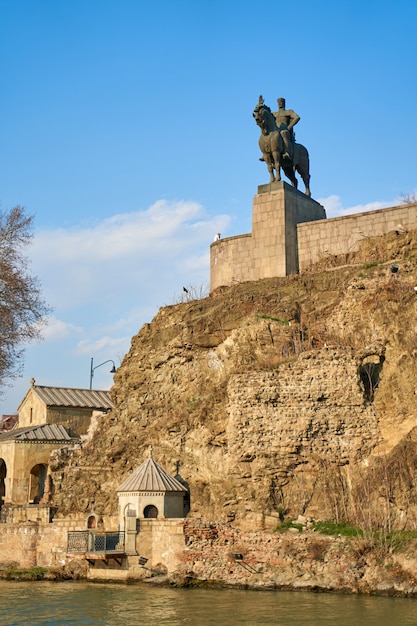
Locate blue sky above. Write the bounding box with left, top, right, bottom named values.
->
left=1, top=0, right=417, bottom=413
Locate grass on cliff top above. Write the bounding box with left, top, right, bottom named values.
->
left=277, top=520, right=417, bottom=552
left=312, top=521, right=363, bottom=537
left=276, top=520, right=362, bottom=536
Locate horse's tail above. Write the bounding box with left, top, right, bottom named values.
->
left=294, top=143, right=311, bottom=195
left=294, top=143, right=309, bottom=170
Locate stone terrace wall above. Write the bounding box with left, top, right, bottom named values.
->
left=298, top=202, right=417, bottom=270
left=211, top=190, right=417, bottom=289
left=0, top=519, right=77, bottom=568
left=0, top=514, right=99, bottom=569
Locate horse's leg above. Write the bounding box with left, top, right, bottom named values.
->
left=283, top=164, right=297, bottom=188
left=304, top=172, right=311, bottom=197
left=296, top=161, right=311, bottom=196
left=271, top=134, right=281, bottom=182
left=271, top=150, right=281, bottom=182
left=296, top=145, right=311, bottom=196
left=264, top=154, right=275, bottom=182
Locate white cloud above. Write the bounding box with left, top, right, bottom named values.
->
left=40, top=316, right=83, bottom=341
left=317, top=194, right=343, bottom=216
left=318, top=194, right=404, bottom=219
left=33, top=200, right=227, bottom=263
left=30, top=200, right=231, bottom=311
left=76, top=335, right=129, bottom=356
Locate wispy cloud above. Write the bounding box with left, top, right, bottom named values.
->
left=41, top=316, right=83, bottom=341
left=317, top=194, right=412, bottom=219
left=76, top=335, right=129, bottom=356
left=23, top=198, right=231, bottom=382
left=30, top=200, right=231, bottom=311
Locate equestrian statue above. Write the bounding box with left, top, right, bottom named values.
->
left=253, top=96, right=311, bottom=197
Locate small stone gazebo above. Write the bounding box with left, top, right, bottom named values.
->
left=116, top=447, right=188, bottom=529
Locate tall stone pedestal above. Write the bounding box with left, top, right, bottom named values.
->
left=253, top=181, right=326, bottom=277
left=210, top=182, right=326, bottom=291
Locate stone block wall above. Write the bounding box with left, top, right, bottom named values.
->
left=211, top=187, right=417, bottom=289
left=136, top=518, right=185, bottom=570
left=298, top=202, right=417, bottom=270
left=210, top=182, right=326, bottom=290
left=210, top=234, right=252, bottom=288
left=0, top=518, right=79, bottom=568
left=252, top=182, right=325, bottom=278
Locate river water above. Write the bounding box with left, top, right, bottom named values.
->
left=0, top=581, right=416, bottom=625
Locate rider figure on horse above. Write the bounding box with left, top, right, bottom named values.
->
left=273, top=97, right=300, bottom=162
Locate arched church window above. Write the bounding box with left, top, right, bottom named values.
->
left=29, top=464, right=47, bottom=503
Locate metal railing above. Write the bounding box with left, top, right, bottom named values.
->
left=67, top=531, right=125, bottom=555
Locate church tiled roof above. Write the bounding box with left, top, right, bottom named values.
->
left=116, top=449, right=187, bottom=493
left=0, top=423, right=80, bottom=443
left=19, top=385, right=113, bottom=412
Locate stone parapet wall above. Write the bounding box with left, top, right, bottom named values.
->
left=210, top=234, right=252, bottom=289
left=1, top=503, right=52, bottom=525
left=211, top=187, right=417, bottom=289
left=0, top=523, right=39, bottom=567
left=298, top=203, right=417, bottom=270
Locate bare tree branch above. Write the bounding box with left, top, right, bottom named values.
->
left=0, top=206, right=51, bottom=391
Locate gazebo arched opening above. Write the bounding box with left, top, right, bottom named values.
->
left=143, top=504, right=158, bottom=519
left=29, top=463, right=48, bottom=503
left=123, top=503, right=136, bottom=530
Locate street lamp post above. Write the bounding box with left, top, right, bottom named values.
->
left=89, top=357, right=116, bottom=390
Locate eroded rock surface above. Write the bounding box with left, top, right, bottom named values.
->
left=50, top=229, right=417, bottom=531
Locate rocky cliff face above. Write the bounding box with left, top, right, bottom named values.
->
left=50, top=229, right=417, bottom=532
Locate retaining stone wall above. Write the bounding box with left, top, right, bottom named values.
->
left=298, top=203, right=417, bottom=270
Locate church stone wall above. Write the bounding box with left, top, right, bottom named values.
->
left=0, top=440, right=57, bottom=505
left=18, top=388, right=95, bottom=435
left=18, top=391, right=47, bottom=427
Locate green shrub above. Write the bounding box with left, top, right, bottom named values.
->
left=275, top=520, right=304, bottom=533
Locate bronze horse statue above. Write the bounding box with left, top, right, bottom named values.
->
left=253, top=97, right=311, bottom=197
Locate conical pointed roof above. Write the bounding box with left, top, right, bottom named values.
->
left=116, top=447, right=187, bottom=493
